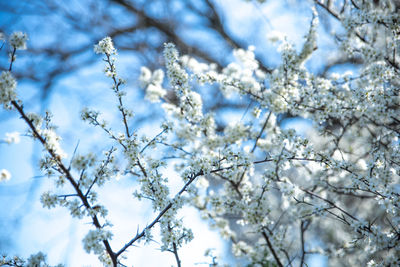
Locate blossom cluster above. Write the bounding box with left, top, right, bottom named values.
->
left=0, top=169, right=11, bottom=182
left=3, top=131, right=20, bottom=144
left=83, top=229, right=113, bottom=254
left=1, top=1, right=400, bottom=266
left=94, top=36, right=116, bottom=55
left=163, top=43, right=203, bottom=122
left=137, top=3, right=399, bottom=265
left=9, top=31, right=28, bottom=50
left=139, top=66, right=166, bottom=102
left=0, top=71, right=17, bottom=109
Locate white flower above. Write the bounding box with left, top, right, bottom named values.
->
left=139, top=67, right=165, bottom=100
left=232, top=241, right=252, bottom=257
left=145, top=84, right=167, bottom=102
left=163, top=43, right=179, bottom=62
left=0, top=169, right=11, bottom=182
left=0, top=71, right=17, bottom=108
left=26, top=112, right=43, bottom=128
left=233, top=48, right=258, bottom=71
left=40, top=129, right=67, bottom=158
left=71, top=153, right=96, bottom=171
left=181, top=56, right=209, bottom=74
left=4, top=131, right=20, bottom=144
left=185, top=91, right=203, bottom=119
left=152, top=69, right=164, bottom=85
left=9, top=32, right=28, bottom=50
left=98, top=251, right=113, bottom=266
left=83, top=229, right=113, bottom=255
left=40, top=191, right=59, bottom=209
left=139, top=66, right=152, bottom=88
left=163, top=43, right=190, bottom=94
left=94, top=36, right=116, bottom=55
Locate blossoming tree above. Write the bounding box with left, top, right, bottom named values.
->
left=1, top=0, right=400, bottom=266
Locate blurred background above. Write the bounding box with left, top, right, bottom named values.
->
left=0, top=0, right=354, bottom=265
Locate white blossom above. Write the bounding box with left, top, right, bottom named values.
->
left=0, top=169, right=11, bottom=182
left=40, top=129, right=67, bottom=159
left=139, top=66, right=152, bottom=87
left=83, top=229, right=113, bottom=255
left=4, top=131, right=20, bottom=144
left=232, top=241, right=252, bottom=257
left=40, top=191, right=59, bottom=209
left=94, top=36, right=116, bottom=55
left=145, top=83, right=167, bottom=102
left=9, top=32, right=28, bottom=50
left=26, top=112, right=43, bottom=128
left=0, top=71, right=17, bottom=108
